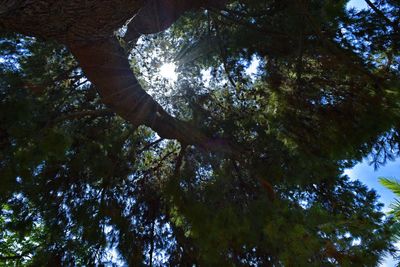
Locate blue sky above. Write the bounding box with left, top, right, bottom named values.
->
left=344, top=159, right=399, bottom=266
left=344, top=160, right=399, bottom=267
left=347, top=0, right=369, bottom=10
left=344, top=160, right=398, bottom=212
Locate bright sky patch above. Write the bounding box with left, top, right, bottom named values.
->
left=159, top=63, right=177, bottom=82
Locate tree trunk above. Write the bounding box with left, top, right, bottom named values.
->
left=0, top=0, right=233, bottom=152
left=69, top=37, right=233, bottom=152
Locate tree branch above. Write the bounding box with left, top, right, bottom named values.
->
left=124, top=0, right=228, bottom=44
left=364, top=0, right=394, bottom=26
left=68, top=37, right=235, bottom=153
left=138, top=138, right=164, bottom=154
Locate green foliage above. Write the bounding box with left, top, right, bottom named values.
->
left=1, top=0, right=400, bottom=266
left=380, top=178, right=400, bottom=197
left=380, top=178, right=400, bottom=224
left=379, top=177, right=400, bottom=265
left=0, top=201, right=46, bottom=266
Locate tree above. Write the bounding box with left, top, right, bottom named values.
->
left=380, top=177, right=400, bottom=265
left=0, top=0, right=399, bottom=265
left=0, top=0, right=231, bottom=152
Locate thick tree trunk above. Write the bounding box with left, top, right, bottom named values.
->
left=69, top=37, right=232, bottom=152
left=0, top=0, right=143, bottom=42
left=0, top=0, right=232, bottom=152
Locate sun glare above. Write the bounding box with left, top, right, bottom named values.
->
left=159, top=63, right=177, bottom=82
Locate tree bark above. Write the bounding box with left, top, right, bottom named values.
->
left=0, top=0, right=232, bottom=152
left=68, top=37, right=233, bottom=152
left=124, top=0, right=227, bottom=43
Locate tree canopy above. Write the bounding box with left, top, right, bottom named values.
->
left=0, top=0, right=399, bottom=266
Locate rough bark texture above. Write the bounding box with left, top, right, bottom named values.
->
left=0, top=0, right=232, bottom=152
left=0, top=0, right=143, bottom=42
left=69, top=37, right=231, bottom=151
left=124, top=0, right=226, bottom=43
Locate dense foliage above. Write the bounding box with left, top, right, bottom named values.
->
left=1, top=0, right=399, bottom=265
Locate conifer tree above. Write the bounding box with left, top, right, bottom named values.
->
left=0, top=0, right=399, bottom=265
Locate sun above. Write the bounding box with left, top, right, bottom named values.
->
left=159, top=63, right=177, bottom=82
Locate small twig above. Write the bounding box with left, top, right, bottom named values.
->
left=138, top=138, right=164, bottom=153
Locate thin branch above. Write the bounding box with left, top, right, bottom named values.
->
left=212, top=14, right=237, bottom=88
left=52, top=109, right=114, bottom=124
left=364, top=0, right=399, bottom=66
left=138, top=138, right=164, bottom=153
left=364, top=0, right=394, bottom=26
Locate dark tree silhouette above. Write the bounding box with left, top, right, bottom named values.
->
left=0, top=0, right=399, bottom=265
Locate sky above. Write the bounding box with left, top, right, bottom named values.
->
left=347, top=0, right=369, bottom=9
left=344, top=1, right=398, bottom=266
left=345, top=160, right=399, bottom=267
